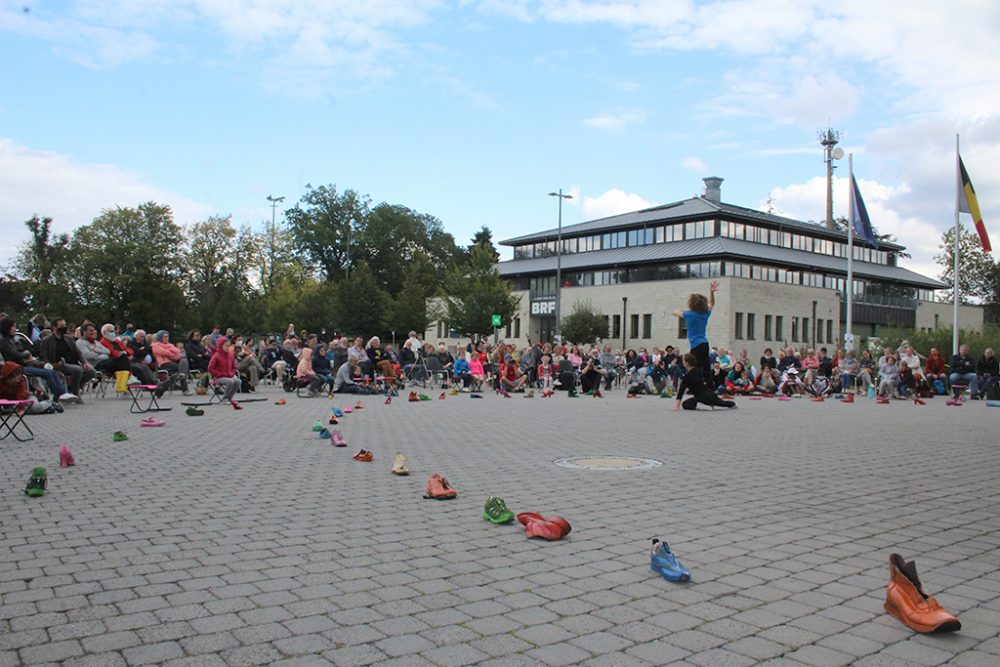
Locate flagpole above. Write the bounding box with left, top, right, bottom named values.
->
left=953, top=134, right=960, bottom=356
left=846, top=154, right=854, bottom=353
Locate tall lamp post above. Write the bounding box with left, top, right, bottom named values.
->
left=548, top=189, right=573, bottom=341
left=265, top=195, right=285, bottom=292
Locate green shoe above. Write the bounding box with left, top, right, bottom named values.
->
left=483, top=496, right=514, bottom=524
left=25, top=467, right=47, bottom=497
left=418, top=394, right=432, bottom=401
left=584, top=389, right=595, bottom=396
left=567, top=389, right=578, bottom=398
left=112, top=431, right=128, bottom=442
left=185, top=406, right=204, bottom=416
left=311, top=421, right=323, bottom=431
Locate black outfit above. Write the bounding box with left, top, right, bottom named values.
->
left=677, top=367, right=735, bottom=410
left=38, top=332, right=94, bottom=393
left=185, top=339, right=211, bottom=372
left=760, top=356, right=777, bottom=371
left=579, top=357, right=605, bottom=393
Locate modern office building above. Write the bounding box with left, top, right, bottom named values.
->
left=445, top=177, right=982, bottom=358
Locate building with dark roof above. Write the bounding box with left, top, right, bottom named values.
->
left=429, top=177, right=982, bottom=356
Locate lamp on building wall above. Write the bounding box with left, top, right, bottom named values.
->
left=548, top=189, right=573, bottom=340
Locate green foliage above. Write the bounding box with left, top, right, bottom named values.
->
left=334, top=261, right=387, bottom=337
left=444, top=245, right=519, bottom=337
left=15, top=215, right=72, bottom=315
left=469, top=225, right=499, bottom=262
left=935, top=227, right=998, bottom=304
left=875, top=324, right=1000, bottom=359
left=386, top=254, right=439, bottom=336
left=285, top=184, right=370, bottom=282
left=560, top=301, right=609, bottom=345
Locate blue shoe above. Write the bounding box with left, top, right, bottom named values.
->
left=319, top=428, right=331, bottom=439
left=331, top=407, right=344, bottom=418
left=650, top=538, right=690, bottom=582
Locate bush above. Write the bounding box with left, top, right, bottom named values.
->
left=560, top=301, right=608, bottom=346
left=873, top=325, right=1000, bottom=359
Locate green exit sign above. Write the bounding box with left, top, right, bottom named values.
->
left=491, top=314, right=502, bottom=327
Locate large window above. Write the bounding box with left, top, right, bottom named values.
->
left=803, top=317, right=810, bottom=344
left=684, top=219, right=713, bottom=240
left=827, top=319, right=833, bottom=344
left=602, top=231, right=626, bottom=249
left=775, top=316, right=783, bottom=342
left=764, top=315, right=772, bottom=341
left=735, top=312, right=744, bottom=340
left=791, top=317, right=799, bottom=343
left=612, top=315, right=621, bottom=339
left=642, top=314, right=652, bottom=339
left=747, top=313, right=756, bottom=340
left=817, top=318, right=824, bottom=344
left=630, top=314, right=639, bottom=339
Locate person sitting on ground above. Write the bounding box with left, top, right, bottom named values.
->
left=778, top=366, right=805, bottom=396
left=817, top=347, right=835, bottom=378
left=778, top=346, right=800, bottom=373
left=759, top=348, right=777, bottom=375
left=207, top=336, right=242, bottom=409
left=924, top=347, right=948, bottom=394
left=579, top=348, right=608, bottom=394
left=898, top=360, right=915, bottom=396
left=645, top=357, right=669, bottom=394
left=0, top=317, right=77, bottom=404
left=537, top=354, right=554, bottom=395
left=184, top=329, right=211, bottom=372
left=878, top=354, right=902, bottom=399
left=725, top=361, right=753, bottom=395
left=334, top=358, right=372, bottom=394
left=311, top=343, right=337, bottom=396
left=801, top=348, right=820, bottom=385
left=674, top=352, right=736, bottom=411
left=976, top=347, right=998, bottom=399
left=949, top=344, right=978, bottom=397
left=499, top=354, right=527, bottom=394
left=151, top=331, right=192, bottom=395
left=754, top=358, right=778, bottom=394
left=38, top=316, right=93, bottom=397
left=566, top=345, right=583, bottom=370
left=710, top=361, right=727, bottom=391
left=716, top=347, right=734, bottom=371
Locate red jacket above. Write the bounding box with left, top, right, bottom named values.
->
left=207, top=338, right=237, bottom=379
left=100, top=337, right=132, bottom=359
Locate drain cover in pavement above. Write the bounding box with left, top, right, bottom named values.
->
left=553, top=456, right=663, bottom=471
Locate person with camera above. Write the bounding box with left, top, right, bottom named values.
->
left=579, top=348, right=608, bottom=395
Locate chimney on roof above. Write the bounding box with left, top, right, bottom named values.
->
left=702, top=176, right=724, bottom=204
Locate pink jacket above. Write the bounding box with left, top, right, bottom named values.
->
left=151, top=340, right=182, bottom=367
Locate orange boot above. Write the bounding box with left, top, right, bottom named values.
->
left=884, top=553, right=960, bottom=633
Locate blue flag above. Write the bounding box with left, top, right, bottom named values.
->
left=850, top=174, right=878, bottom=248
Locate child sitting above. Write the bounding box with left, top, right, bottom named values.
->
left=537, top=354, right=555, bottom=396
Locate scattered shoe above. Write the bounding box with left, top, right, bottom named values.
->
left=498, top=389, right=511, bottom=398
left=525, top=389, right=534, bottom=398
left=841, top=393, right=855, bottom=404
left=186, top=406, right=204, bottom=416
left=343, top=406, right=354, bottom=413
left=332, top=407, right=345, bottom=417
left=516, top=512, right=571, bottom=541
left=384, top=396, right=392, bottom=404
left=140, top=417, right=165, bottom=427
left=748, top=396, right=762, bottom=400
left=328, top=415, right=340, bottom=425
left=391, top=453, right=410, bottom=476
left=470, top=393, right=483, bottom=399
left=354, top=401, right=364, bottom=410
left=884, top=553, right=960, bottom=633
left=439, top=392, right=446, bottom=400
left=312, top=421, right=324, bottom=431
left=913, top=397, right=927, bottom=405
left=987, top=400, right=1000, bottom=407
left=112, top=431, right=128, bottom=442
left=811, top=396, right=825, bottom=403
left=408, top=391, right=419, bottom=402
left=777, top=395, right=791, bottom=401
left=331, top=430, right=348, bottom=447
left=59, top=446, right=75, bottom=468
left=58, top=392, right=79, bottom=403
left=946, top=399, right=962, bottom=407
left=483, top=496, right=515, bottom=524
left=275, top=399, right=287, bottom=405
left=593, top=390, right=603, bottom=398
left=424, top=473, right=457, bottom=499
left=876, top=396, right=891, bottom=404
left=567, top=389, right=579, bottom=398
left=650, top=538, right=691, bottom=582
left=24, top=467, right=47, bottom=497
left=319, top=428, right=331, bottom=439
left=449, top=388, right=459, bottom=396
left=626, top=393, right=640, bottom=398
left=418, top=394, right=432, bottom=401
left=353, top=449, right=373, bottom=462
left=230, top=400, right=243, bottom=410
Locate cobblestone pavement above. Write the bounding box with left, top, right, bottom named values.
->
left=2, top=385, right=1000, bottom=667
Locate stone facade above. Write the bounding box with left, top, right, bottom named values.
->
left=914, top=300, right=984, bottom=333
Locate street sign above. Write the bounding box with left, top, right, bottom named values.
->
left=491, top=314, right=502, bottom=327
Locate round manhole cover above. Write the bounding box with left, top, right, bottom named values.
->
left=553, top=456, right=664, bottom=471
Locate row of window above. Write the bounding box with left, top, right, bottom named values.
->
left=511, top=218, right=891, bottom=265
left=606, top=313, right=654, bottom=340
left=517, top=260, right=931, bottom=301
left=732, top=313, right=836, bottom=345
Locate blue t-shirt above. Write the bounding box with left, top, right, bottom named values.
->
left=683, top=310, right=711, bottom=347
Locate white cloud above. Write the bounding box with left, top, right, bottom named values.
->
left=682, top=157, right=709, bottom=173
left=0, top=138, right=213, bottom=268
left=580, top=188, right=656, bottom=220
left=583, top=108, right=648, bottom=131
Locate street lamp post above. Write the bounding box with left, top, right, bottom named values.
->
left=548, top=189, right=573, bottom=341
left=265, top=195, right=285, bottom=292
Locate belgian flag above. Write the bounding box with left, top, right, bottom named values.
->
left=959, top=156, right=990, bottom=252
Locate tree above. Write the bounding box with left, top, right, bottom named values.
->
left=68, top=202, right=186, bottom=328
left=334, top=261, right=387, bottom=337
left=14, top=215, right=71, bottom=315
left=560, top=301, right=609, bottom=345
left=185, top=215, right=257, bottom=328
left=386, top=254, right=439, bottom=336
left=935, top=227, right=997, bottom=304
left=469, top=225, right=499, bottom=262
left=284, top=184, right=370, bottom=282
left=444, top=245, right=519, bottom=337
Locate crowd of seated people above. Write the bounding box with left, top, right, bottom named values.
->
left=6, top=313, right=1000, bottom=413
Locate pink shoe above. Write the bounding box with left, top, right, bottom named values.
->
left=140, top=417, right=166, bottom=427
left=946, top=399, right=962, bottom=407
left=343, top=406, right=353, bottom=414
left=331, top=430, right=348, bottom=447
left=777, top=395, right=791, bottom=401
left=59, top=446, right=75, bottom=467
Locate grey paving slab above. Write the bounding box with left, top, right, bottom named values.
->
left=2, top=385, right=1000, bottom=665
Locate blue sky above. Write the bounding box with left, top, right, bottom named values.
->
left=2, top=0, right=999, bottom=280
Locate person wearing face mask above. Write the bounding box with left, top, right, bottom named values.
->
left=38, top=317, right=94, bottom=398
left=0, top=317, right=78, bottom=405
left=97, top=323, right=159, bottom=393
